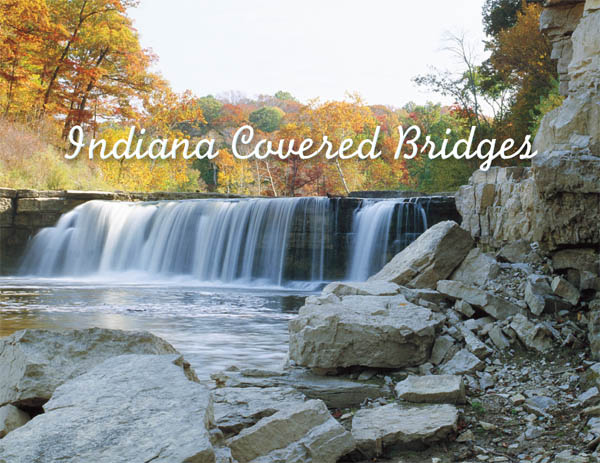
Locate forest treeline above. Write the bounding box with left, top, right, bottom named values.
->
left=0, top=0, right=563, bottom=194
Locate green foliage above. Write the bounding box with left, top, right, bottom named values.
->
left=274, top=91, right=297, bottom=102
left=197, top=95, right=223, bottom=124
left=529, top=77, right=564, bottom=139
left=471, top=400, right=486, bottom=415
left=482, top=0, right=543, bottom=36
left=249, top=106, right=285, bottom=133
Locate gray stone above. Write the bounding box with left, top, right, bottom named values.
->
left=369, top=221, right=473, bottom=289
left=226, top=399, right=354, bottom=463
left=211, top=368, right=385, bottom=410
left=289, top=295, right=442, bottom=370
left=212, top=386, right=306, bottom=437
left=510, top=314, right=554, bottom=352
left=454, top=299, right=475, bottom=317
left=430, top=335, right=455, bottom=366
left=488, top=325, right=512, bottom=350
left=588, top=307, right=600, bottom=360
left=525, top=274, right=554, bottom=316
left=0, top=328, right=178, bottom=409
left=451, top=248, right=500, bottom=287
left=0, top=405, right=30, bottom=439
left=395, top=375, right=466, bottom=404
left=322, top=281, right=400, bottom=297
left=351, top=403, right=458, bottom=458
left=436, top=280, right=520, bottom=320
left=552, top=249, right=599, bottom=274
left=551, top=276, right=581, bottom=305
left=581, top=271, right=600, bottom=291
left=577, top=387, right=600, bottom=407
left=0, top=354, right=215, bottom=462
left=459, top=326, right=493, bottom=359
left=439, top=349, right=484, bottom=375
left=497, top=240, right=536, bottom=264
left=523, top=395, right=557, bottom=417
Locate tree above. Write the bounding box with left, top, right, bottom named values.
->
left=249, top=106, right=284, bottom=133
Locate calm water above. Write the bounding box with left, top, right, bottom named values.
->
left=0, top=276, right=309, bottom=377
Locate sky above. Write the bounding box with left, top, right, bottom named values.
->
left=130, top=0, right=489, bottom=108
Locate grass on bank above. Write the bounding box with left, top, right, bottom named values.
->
left=0, top=118, right=108, bottom=191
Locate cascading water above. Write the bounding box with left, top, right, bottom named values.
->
left=19, top=198, right=332, bottom=288
left=19, top=196, right=436, bottom=287
left=346, top=198, right=428, bottom=281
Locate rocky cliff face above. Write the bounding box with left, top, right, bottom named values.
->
left=457, top=0, right=600, bottom=252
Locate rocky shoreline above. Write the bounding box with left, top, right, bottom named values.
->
left=0, top=218, right=599, bottom=462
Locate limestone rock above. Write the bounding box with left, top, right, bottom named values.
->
left=0, top=328, right=178, bottom=408
left=454, top=299, right=475, bottom=317
left=497, top=240, right=539, bottom=264
left=368, top=221, right=473, bottom=289
left=510, top=314, right=554, bottom=352
left=451, top=248, right=500, bottom=287
left=351, top=403, right=458, bottom=458
left=430, top=335, right=456, bottom=366
left=212, top=386, right=306, bottom=437
left=289, top=295, right=442, bottom=370
left=588, top=306, right=600, bottom=360
left=552, top=249, right=599, bottom=274
left=436, top=280, right=520, bottom=320
left=525, top=274, right=563, bottom=316
left=322, top=281, right=400, bottom=297
left=551, top=276, right=581, bottom=305
left=459, top=326, right=493, bottom=359
left=0, top=354, right=215, bottom=463
left=395, top=375, right=465, bottom=404
left=488, top=325, right=512, bottom=350
left=0, top=405, right=30, bottom=439
left=226, top=399, right=354, bottom=463
left=211, top=368, right=385, bottom=409
left=439, top=349, right=484, bottom=375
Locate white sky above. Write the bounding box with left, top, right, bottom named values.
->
left=130, top=0, right=488, bottom=108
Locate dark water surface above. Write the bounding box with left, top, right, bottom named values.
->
left=0, top=276, right=308, bottom=377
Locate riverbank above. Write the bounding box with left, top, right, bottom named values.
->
left=1, top=219, right=598, bottom=461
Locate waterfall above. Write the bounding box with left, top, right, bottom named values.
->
left=19, top=198, right=332, bottom=288
left=346, top=198, right=428, bottom=281
left=19, top=196, right=437, bottom=287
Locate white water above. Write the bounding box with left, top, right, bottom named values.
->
left=19, top=197, right=431, bottom=287
left=347, top=198, right=428, bottom=281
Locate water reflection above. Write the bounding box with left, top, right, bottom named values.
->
left=0, top=278, right=307, bottom=377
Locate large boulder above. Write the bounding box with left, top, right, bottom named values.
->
left=226, top=399, right=355, bottom=463
left=368, top=221, right=473, bottom=288
left=0, top=354, right=215, bottom=463
left=289, top=295, right=443, bottom=370
left=450, top=248, right=500, bottom=287
left=351, top=403, right=458, bottom=457
left=0, top=328, right=178, bottom=408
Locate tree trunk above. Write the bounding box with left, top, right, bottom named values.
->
left=335, top=159, right=350, bottom=195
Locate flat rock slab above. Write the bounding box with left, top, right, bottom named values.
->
left=212, top=367, right=385, bottom=409
left=351, top=403, right=458, bottom=457
left=395, top=375, right=466, bottom=404
left=322, top=281, right=401, bottom=297
left=289, top=295, right=442, bottom=369
left=212, top=386, right=306, bottom=437
left=227, top=399, right=355, bottom=463
left=369, top=221, right=473, bottom=288
left=0, top=354, right=215, bottom=463
left=0, top=328, right=178, bottom=408
left=439, top=349, right=485, bottom=375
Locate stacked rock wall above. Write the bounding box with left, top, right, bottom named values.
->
left=457, top=0, right=600, bottom=252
